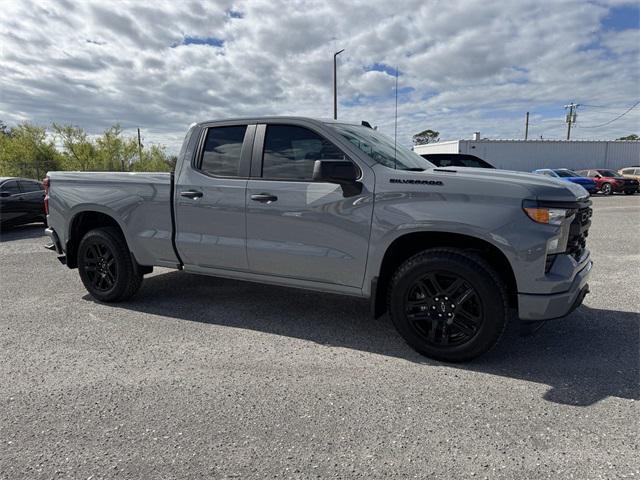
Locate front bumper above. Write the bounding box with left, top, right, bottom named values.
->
left=518, top=260, right=592, bottom=321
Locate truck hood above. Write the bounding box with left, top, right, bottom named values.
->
left=423, top=167, right=589, bottom=202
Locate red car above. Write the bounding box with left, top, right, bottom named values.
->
left=576, top=169, right=639, bottom=195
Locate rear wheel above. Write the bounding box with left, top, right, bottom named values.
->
left=77, top=227, right=143, bottom=302
left=388, top=249, right=508, bottom=362
left=601, top=183, right=613, bottom=195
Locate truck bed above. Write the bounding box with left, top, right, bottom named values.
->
left=47, top=171, right=179, bottom=268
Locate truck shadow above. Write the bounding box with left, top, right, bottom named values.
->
left=102, top=270, right=639, bottom=408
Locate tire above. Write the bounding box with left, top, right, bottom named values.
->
left=624, top=190, right=635, bottom=195
left=387, top=248, right=508, bottom=362
left=77, top=227, right=143, bottom=302
left=601, top=183, right=613, bottom=195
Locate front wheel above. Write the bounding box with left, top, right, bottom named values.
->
left=601, top=183, right=613, bottom=195
left=388, top=249, right=508, bottom=362
left=77, top=227, right=143, bottom=302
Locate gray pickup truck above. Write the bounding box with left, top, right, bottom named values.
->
left=44, top=117, right=592, bottom=361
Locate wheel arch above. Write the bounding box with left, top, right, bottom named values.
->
left=371, top=231, right=518, bottom=318
left=65, top=210, right=129, bottom=269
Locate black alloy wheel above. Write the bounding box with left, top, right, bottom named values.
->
left=77, top=227, right=144, bottom=302
left=388, top=249, right=508, bottom=362
left=404, top=271, right=483, bottom=347
left=82, top=241, right=117, bottom=292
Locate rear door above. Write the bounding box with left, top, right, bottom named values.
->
left=245, top=122, right=373, bottom=288
left=17, top=180, right=45, bottom=218
left=174, top=123, right=255, bottom=271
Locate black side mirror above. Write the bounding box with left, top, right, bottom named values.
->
left=0, top=191, right=10, bottom=198
left=312, top=160, right=359, bottom=185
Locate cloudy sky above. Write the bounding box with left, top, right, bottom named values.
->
left=1, top=0, right=639, bottom=151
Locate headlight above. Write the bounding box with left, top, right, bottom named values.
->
left=523, top=206, right=569, bottom=225
left=522, top=200, right=576, bottom=255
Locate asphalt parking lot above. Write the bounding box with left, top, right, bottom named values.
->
left=1, top=195, right=638, bottom=479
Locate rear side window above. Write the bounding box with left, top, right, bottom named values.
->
left=0, top=181, right=20, bottom=194
left=18, top=181, right=42, bottom=192
left=262, top=125, right=344, bottom=180
left=199, top=126, right=247, bottom=177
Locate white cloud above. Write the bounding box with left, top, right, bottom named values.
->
left=0, top=0, right=638, bottom=151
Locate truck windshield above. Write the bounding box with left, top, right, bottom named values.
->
left=328, top=123, right=434, bottom=171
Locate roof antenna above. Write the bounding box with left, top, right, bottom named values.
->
left=393, top=65, right=399, bottom=170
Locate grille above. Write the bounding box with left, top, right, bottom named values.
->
left=566, top=206, right=592, bottom=261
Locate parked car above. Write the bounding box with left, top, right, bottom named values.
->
left=575, top=169, right=639, bottom=195
left=44, top=117, right=592, bottom=362
left=618, top=166, right=640, bottom=181
left=0, top=177, right=46, bottom=229
left=532, top=169, right=597, bottom=194
left=419, top=153, right=494, bottom=168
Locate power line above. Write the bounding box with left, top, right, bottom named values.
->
left=580, top=100, right=640, bottom=128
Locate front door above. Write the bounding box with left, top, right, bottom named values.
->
left=245, top=123, right=373, bottom=288
left=174, top=123, right=254, bottom=271
left=0, top=180, right=27, bottom=224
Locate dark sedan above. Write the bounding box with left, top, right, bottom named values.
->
left=0, top=177, right=46, bottom=229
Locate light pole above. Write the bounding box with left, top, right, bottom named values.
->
left=333, top=49, right=344, bottom=120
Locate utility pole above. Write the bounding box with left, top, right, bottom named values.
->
left=564, top=103, right=579, bottom=140
left=333, top=49, right=344, bottom=120
left=137, top=128, right=143, bottom=166
left=524, top=111, right=529, bottom=140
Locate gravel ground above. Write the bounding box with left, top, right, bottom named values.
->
left=1, top=195, right=638, bottom=479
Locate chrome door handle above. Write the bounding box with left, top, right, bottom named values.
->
left=250, top=193, right=278, bottom=203
left=180, top=190, right=203, bottom=199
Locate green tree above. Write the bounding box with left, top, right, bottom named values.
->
left=617, top=134, right=639, bottom=141
left=95, top=124, right=138, bottom=171
left=130, top=144, right=173, bottom=172
left=413, top=129, right=440, bottom=145
left=0, top=123, right=61, bottom=179
left=52, top=123, right=97, bottom=171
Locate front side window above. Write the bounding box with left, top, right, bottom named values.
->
left=262, top=125, right=345, bottom=180
left=200, top=125, right=247, bottom=177
left=0, top=181, right=20, bottom=194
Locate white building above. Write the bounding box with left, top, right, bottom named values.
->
left=413, top=134, right=640, bottom=172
